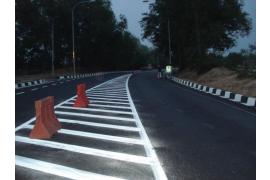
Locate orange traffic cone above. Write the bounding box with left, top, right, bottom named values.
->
left=74, top=84, right=89, bottom=108
left=29, top=96, right=61, bottom=139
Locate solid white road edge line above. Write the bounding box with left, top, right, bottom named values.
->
left=126, top=75, right=168, bottom=180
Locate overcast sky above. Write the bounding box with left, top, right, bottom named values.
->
left=110, top=0, right=256, bottom=53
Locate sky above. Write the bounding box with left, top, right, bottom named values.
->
left=110, top=0, right=256, bottom=53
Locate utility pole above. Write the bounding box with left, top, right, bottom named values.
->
left=51, top=20, right=55, bottom=76
left=72, top=9, right=76, bottom=76
left=72, top=0, right=92, bottom=77
left=168, top=19, right=172, bottom=65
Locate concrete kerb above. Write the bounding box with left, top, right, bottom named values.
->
left=16, top=80, right=46, bottom=89
left=170, top=76, right=256, bottom=108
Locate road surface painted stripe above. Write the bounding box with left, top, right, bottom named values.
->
left=57, top=118, right=140, bottom=132
left=86, top=97, right=129, bottom=102
left=15, top=77, right=120, bottom=132
left=64, top=102, right=131, bottom=110
left=70, top=100, right=130, bottom=105
left=86, top=94, right=128, bottom=99
left=31, top=88, right=38, bottom=91
left=91, top=87, right=125, bottom=90
left=60, top=82, right=64, bottom=84
left=16, top=155, right=125, bottom=180
left=87, top=90, right=126, bottom=93
left=88, top=92, right=128, bottom=96
left=15, top=136, right=152, bottom=165
left=42, top=85, right=48, bottom=88
left=58, top=106, right=133, bottom=115
left=16, top=92, right=25, bottom=95
left=55, top=111, right=135, bottom=122
left=126, top=75, right=168, bottom=180
left=24, top=125, right=143, bottom=145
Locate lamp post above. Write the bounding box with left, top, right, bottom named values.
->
left=72, top=0, right=92, bottom=76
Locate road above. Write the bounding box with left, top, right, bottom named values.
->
left=15, top=71, right=256, bottom=180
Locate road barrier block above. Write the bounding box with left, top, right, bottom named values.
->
left=74, top=84, right=89, bottom=108
left=30, top=96, right=61, bottom=139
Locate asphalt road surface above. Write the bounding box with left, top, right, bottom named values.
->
left=15, top=71, right=256, bottom=180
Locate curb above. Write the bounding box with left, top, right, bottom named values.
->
left=170, top=76, right=256, bottom=108
left=16, top=80, right=46, bottom=89
left=57, top=70, right=139, bottom=80
left=58, top=72, right=108, bottom=80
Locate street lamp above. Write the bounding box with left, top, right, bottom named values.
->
left=72, top=0, right=93, bottom=76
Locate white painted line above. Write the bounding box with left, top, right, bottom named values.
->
left=52, top=83, right=57, bottom=86
left=126, top=75, right=168, bottom=180
left=24, top=125, right=143, bottom=145
left=42, top=85, right=48, bottom=88
left=58, top=106, right=133, bottom=115
left=58, top=118, right=140, bottom=132
left=74, top=100, right=130, bottom=105
left=88, top=92, right=127, bottom=96
left=60, top=82, right=64, bottom=84
left=16, top=155, right=125, bottom=180
left=31, top=88, right=38, bottom=91
left=90, top=87, right=126, bottom=90
left=16, top=136, right=152, bottom=165
left=64, top=102, right=132, bottom=110
left=15, top=75, right=124, bottom=132
left=16, top=92, right=25, bottom=95
left=86, top=97, right=129, bottom=102
left=88, top=90, right=127, bottom=94
left=55, top=111, right=135, bottom=122
left=89, top=103, right=131, bottom=109
left=87, top=94, right=128, bottom=99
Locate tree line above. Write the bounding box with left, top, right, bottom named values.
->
left=16, top=0, right=153, bottom=75
left=141, top=0, right=253, bottom=73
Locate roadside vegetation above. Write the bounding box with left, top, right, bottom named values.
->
left=141, top=0, right=254, bottom=77
left=16, top=0, right=154, bottom=76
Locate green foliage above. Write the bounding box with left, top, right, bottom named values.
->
left=224, top=45, right=256, bottom=78
left=141, top=0, right=251, bottom=71
left=16, top=0, right=152, bottom=75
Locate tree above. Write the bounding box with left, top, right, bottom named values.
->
left=141, top=0, right=251, bottom=71
left=16, top=0, right=151, bottom=75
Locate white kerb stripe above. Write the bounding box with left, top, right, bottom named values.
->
left=214, top=89, right=222, bottom=95
left=24, top=125, right=143, bottom=145
left=15, top=136, right=152, bottom=165
left=231, top=94, right=242, bottom=102
left=221, top=91, right=231, bottom=98
left=58, top=118, right=140, bottom=132
left=16, top=155, right=125, bottom=180
left=58, top=106, right=133, bottom=115
left=55, top=111, right=135, bottom=122
left=242, top=97, right=256, bottom=106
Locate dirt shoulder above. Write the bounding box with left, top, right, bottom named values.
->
left=178, top=67, right=256, bottom=97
